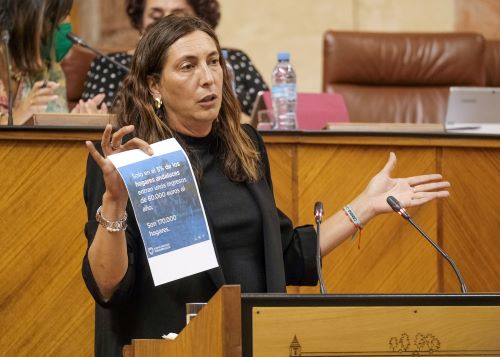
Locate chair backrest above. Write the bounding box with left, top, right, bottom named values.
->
left=485, top=40, right=500, bottom=86
left=322, top=31, right=486, bottom=123
left=60, top=45, right=97, bottom=110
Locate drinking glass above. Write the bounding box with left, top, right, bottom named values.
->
left=256, top=109, right=276, bottom=130
left=185, top=302, right=206, bottom=325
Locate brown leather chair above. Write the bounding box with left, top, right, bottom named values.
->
left=485, top=40, right=500, bottom=86
left=322, top=31, right=487, bottom=123
left=60, top=45, right=97, bottom=110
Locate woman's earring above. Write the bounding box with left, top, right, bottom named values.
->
left=153, top=97, right=163, bottom=110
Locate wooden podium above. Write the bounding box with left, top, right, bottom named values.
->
left=124, top=285, right=500, bottom=357
left=123, top=286, right=242, bottom=357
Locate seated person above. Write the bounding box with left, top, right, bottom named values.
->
left=81, top=0, right=267, bottom=116
left=0, top=0, right=105, bottom=126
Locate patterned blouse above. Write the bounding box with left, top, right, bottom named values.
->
left=0, top=57, right=68, bottom=116
left=81, top=48, right=268, bottom=115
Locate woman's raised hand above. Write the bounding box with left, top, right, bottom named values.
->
left=86, top=124, right=153, bottom=208
left=358, top=152, right=450, bottom=218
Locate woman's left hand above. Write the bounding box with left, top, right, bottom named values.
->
left=359, top=152, right=450, bottom=217
left=71, top=93, right=108, bottom=114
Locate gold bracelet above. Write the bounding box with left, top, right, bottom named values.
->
left=96, top=205, right=128, bottom=233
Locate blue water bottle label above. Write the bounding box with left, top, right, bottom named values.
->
left=271, top=85, right=284, bottom=97
left=272, top=83, right=296, bottom=99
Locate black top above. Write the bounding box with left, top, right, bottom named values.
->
left=81, top=48, right=268, bottom=115
left=82, top=124, right=317, bottom=356
left=178, top=131, right=267, bottom=293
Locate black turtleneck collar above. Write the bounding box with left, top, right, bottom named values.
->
left=174, top=129, right=215, bottom=150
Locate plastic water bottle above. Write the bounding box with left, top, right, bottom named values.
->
left=271, top=52, right=297, bottom=129
left=222, top=50, right=236, bottom=95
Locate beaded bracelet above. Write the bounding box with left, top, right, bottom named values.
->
left=343, top=205, right=363, bottom=248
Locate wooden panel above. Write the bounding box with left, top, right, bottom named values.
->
left=266, top=144, right=296, bottom=222
left=126, top=285, right=241, bottom=357
left=0, top=139, right=94, bottom=355
left=295, top=145, right=439, bottom=293
left=253, top=306, right=500, bottom=357
left=441, top=147, right=500, bottom=292
left=455, top=0, right=500, bottom=40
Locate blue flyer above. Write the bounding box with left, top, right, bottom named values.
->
left=108, top=138, right=218, bottom=286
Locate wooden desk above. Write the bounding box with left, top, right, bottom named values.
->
left=263, top=130, right=500, bottom=294
left=0, top=127, right=498, bottom=355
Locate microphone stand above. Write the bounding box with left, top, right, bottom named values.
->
left=1, top=30, right=14, bottom=126
left=386, top=196, right=468, bottom=293
left=314, top=201, right=327, bottom=294
left=66, top=32, right=130, bottom=72
left=407, top=217, right=468, bottom=293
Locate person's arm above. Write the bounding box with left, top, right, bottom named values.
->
left=319, top=152, right=450, bottom=255
left=244, top=124, right=449, bottom=284
left=85, top=124, right=153, bottom=301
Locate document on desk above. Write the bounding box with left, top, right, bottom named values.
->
left=108, top=138, right=218, bottom=286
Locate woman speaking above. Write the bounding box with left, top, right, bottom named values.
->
left=82, top=15, right=450, bottom=356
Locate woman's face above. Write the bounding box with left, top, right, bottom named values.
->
left=150, top=30, right=223, bottom=136
left=142, top=0, right=195, bottom=31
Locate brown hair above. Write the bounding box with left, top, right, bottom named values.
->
left=7, top=0, right=73, bottom=75
left=9, top=0, right=45, bottom=75
left=115, top=15, right=261, bottom=183
left=43, top=0, right=73, bottom=45
left=125, top=0, right=221, bottom=31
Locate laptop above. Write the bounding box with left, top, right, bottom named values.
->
left=444, top=87, right=500, bottom=134
left=250, top=91, right=349, bottom=130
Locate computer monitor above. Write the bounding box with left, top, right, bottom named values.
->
left=444, top=87, right=500, bottom=134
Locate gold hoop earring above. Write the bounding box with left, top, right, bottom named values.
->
left=153, top=97, right=163, bottom=110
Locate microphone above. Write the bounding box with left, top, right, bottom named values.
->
left=66, top=32, right=130, bottom=72
left=386, top=195, right=468, bottom=293
left=1, top=29, right=14, bottom=126
left=386, top=196, right=410, bottom=219
left=314, top=201, right=327, bottom=294
left=314, top=201, right=324, bottom=224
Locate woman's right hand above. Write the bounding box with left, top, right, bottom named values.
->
left=13, top=80, right=59, bottom=124
left=86, top=124, right=154, bottom=210
left=71, top=93, right=108, bottom=114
